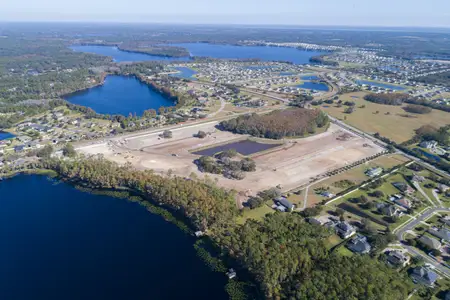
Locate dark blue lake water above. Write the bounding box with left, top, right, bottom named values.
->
left=0, top=132, right=14, bottom=140
left=70, top=45, right=190, bottom=62
left=193, top=140, right=281, bottom=156
left=356, top=80, right=406, bottom=91
left=171, top=43, right=324, bottom=64
left=70, top=44, right=324, bottom=64
left=65, top=76, right=174, bottom=116
left=296, top=82, right=329, bottom=91
left=170, top=67, right=198, bottom=80
left=0, top=175, right=227, bottom=300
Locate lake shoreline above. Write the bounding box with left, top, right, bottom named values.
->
left=1, top=168, right=253, bottom=299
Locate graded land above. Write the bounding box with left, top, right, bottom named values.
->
left=77, top=122, right=383, bottom=202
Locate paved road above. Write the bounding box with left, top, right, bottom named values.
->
left=395, top=207, right=450, bottom=277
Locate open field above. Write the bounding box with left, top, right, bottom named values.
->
left=303, top=154, right=411, bottom=207
left=77, top=122, right=383, bottom=200
left=321, top=92, right=450, bottom=143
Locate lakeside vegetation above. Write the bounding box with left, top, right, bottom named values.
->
left=219, top=108, right=329, bottom=139
left=37, top=156, right=413, bottom=299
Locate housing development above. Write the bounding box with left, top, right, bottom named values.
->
left=1, top=22, right=450, bottom=300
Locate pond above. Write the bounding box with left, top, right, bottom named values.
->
left=65, top=75, right=174, bottom=116
left=356, top=80, right=406, bottom=91
left=0, top=131, right=15, bottom=140
left=0, top=175, right=227, bottom=300
left=192, top=140, right=282, bottom=156
left=70, top=45, right=191, bottom=62
left=295, top=81, right=329, bottom=91
left=169, top=67, right=198, bottom=80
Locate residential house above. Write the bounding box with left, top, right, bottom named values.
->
left=420, top=140, right=438, bottom=149
left=275, top=197, right=295, bottom=212
left=392, top=182, right=415, bottom=194
left=394, top=197, right=412, bottom=209
left=365, top=167, right=383, bottom=177
left=438, top=184, right=449, bottom=193
left=380, top=204, right=401, bottom=217
left=335, top=221, right=356, bottom=239
left=428, top=227, right=450, bottom=242
left=386, top=251, right=410, bottom=267
left=410, top=266, right=439, bottom=286
left=418, top=235, right=442, bottom=250
left=321, top=191, right=335, bottom=198
left=441, top=216, right=450, bottom=227
left=412, top=174, right=426, bottom=183
left=14, top=145, right=25, bottom=153
left=347, top=235, right=371, bottom=254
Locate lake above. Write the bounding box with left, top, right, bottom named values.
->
left=65, top=76, right=174, bottom=116
left=295, top=81, right=329, bottom=91
left=70, top=45, right=191, bottom=62
left=193, top=140, right=282, bottom=156
left=356, top=80, right=406, bottom=91
left=169, top=67, right=198, bottom=80
left=0, top=132, right=14, bottom=140
left=0, top=175, right=227, bottom=300
left=71, top=44, right=324, bottom=64
left=171, top=43, right=325, bottom=64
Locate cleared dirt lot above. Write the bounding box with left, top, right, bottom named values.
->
left=77, top=122, right=384, bottom=196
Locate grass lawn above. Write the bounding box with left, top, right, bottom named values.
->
left=237, top=205, right=274, bottom=224
left=324, top=234, right=343, bottom=249
left=335, top=245, right=354, bottom=257
left=306, top=154, right=410, bottom=207
left=320, top=91, right=450, bottom=143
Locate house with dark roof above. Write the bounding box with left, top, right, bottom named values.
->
left=380, top=204, right=401, bottom=217
left=347, top=235, right=371, bottom=254
left=392, top=182, right=415, bottom=194
left=275, top=197, right=294, bottom=212
left=386, top=251, right=410, bottom=267
left=335, top=221, right=356, bottom=239
left=410, top=266, right=439, bottom=286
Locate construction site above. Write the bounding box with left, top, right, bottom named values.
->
left=77, top=120, right=384, bottom=199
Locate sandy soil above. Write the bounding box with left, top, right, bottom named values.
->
left=77, top=123, right=383, bottom=197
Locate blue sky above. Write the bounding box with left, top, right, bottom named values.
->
left=1, top=0, right=450, bottom=27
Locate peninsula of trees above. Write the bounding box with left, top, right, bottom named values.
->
left=219, top=108, right=329, bottom=139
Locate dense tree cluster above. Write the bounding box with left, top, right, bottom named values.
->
left=42, top=157, right=238, bottom=231
left=195, top=152, right=256, bottom=180
left=217, top=213, right=411, bottom=299
left=364, top=93, right=412, bottom=106
left=219, top=108, right=329, bottom=139
left=403, top=104, right=432, bottom=114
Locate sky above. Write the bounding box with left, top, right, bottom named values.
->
left=1, top=0, right=450, bottom=27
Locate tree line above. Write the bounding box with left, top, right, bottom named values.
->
left=219, top=108, right=329, bottom=140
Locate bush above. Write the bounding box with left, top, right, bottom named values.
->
left=162, top=130, right=173, bottom=138
left=196, top=130, right=207, bottom=138
left=403, top=104, right=432, bottom=114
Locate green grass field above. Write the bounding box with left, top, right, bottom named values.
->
left=320, top=92, right=450, bottom=143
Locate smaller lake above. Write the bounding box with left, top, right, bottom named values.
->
left=65, top=76, right=174, bottom=116
left=356, top=80, right=406, bottom=91
left=193, top=140, right=282, bottom=156
left=0, top=132, right=15, bottom=140
left=70, top=45, right=191, bottom=62
left=295, top=82, right=329, bottom=91
left=170, top=67, right=198, bottom=81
